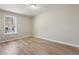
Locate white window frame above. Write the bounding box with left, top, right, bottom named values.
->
left=4, top=15, right=17, bottom=35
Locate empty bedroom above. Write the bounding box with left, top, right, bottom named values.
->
left=0, top=4, right=79, bottom=55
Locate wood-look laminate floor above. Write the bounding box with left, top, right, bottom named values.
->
left=0, top=37, right=79, bottom=55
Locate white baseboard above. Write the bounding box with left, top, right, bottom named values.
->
left=0, top=35, right=32, bottom=44
left=34, top=35, right=79, bottom=48
left=1, top=35, right=79, bottom=48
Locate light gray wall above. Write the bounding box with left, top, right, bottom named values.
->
left=33, top=5, right=79, bottom=46
left=0, top=10, right=32, bottom=42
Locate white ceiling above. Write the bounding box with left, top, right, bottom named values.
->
left=0, top=4, right=77, bottom=16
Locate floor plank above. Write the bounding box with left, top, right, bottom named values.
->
left=0, top=37, right=79, bottom=55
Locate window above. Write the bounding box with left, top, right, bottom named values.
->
left=4, top=15, right=17, bottom=35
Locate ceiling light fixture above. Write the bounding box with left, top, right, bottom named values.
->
left=30, top=4, right=37, bottom=8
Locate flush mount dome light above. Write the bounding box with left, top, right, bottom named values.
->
left=30, top=4, right=37, bottom=8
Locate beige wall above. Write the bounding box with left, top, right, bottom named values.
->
left=33, top=5, right=79, bottom=46
left=0, top=10, right=32, bottom=42
left=1, top=5, right=79, bottom=47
